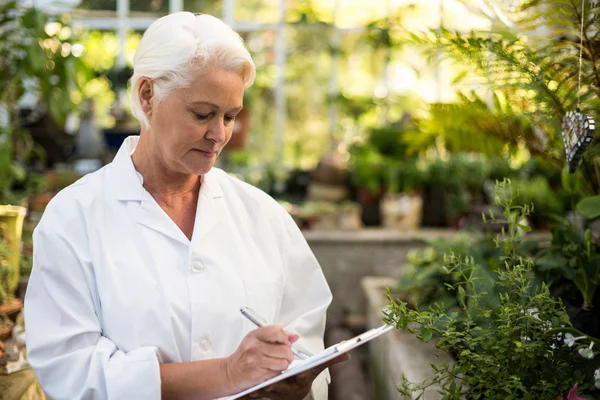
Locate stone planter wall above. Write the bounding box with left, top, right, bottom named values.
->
left=305, top=229, right=550, bottom=328
left=362, top=276, right=453, bottom=400
left=304, top=229, right=457, bottom=326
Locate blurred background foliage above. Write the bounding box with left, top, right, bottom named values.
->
left=1, top=0, right=599, bottom=228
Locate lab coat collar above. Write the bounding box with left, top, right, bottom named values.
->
left=111, top=136, right=145, bottom=201
left=111, top=135, right=226, bottom=245
left=191, top=170, right=225, bottom=245
left=111, top=136, right=225, bottom=201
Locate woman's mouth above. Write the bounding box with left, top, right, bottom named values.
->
left=195, top=149, right=217, bottom=158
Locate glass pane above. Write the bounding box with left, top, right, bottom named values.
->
left=336, top=0, right=389, bottom=28
left=130, top=0, right=169, bottom=13
left=76, top=0, right=116, bottom=11
left=235, top=0, right=278, bottom=23
left=240, top=30, right=277, bottom=161
left=183, top=0, right=222, bottom=17
left=284, top=25, right=333, bottom=167
left=287, top=0, right=333, bottom=25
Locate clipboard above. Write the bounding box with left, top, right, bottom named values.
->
left=229, top=324, right=394, bottom=399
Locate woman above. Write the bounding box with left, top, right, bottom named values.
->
left=24, top=12, right=345, bottom=400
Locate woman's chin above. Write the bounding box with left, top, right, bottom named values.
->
left=186, top=161, right=215, bottom=176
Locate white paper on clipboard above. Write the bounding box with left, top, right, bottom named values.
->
left=229, top=324, right=394, bottom=399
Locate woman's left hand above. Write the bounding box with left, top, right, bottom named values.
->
left=240, top=353, right=350, bottom=400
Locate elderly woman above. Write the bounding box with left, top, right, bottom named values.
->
left=24, top=12, right=345, bottom=400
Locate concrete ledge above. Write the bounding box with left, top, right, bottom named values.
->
left=0, top=369, right=45, bottom=400
left=304, top=228, right=552, bottom=244
left=303, top=229, right=459, bottom=244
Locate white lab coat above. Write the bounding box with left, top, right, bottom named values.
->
left=24, top=136, right=332, bottom=400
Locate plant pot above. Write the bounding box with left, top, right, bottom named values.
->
left=28, top=191, right=55, bottom=213
left=571, top=306, right=600, bottom=338
left=421, top=185, right=447, bottom=227
left=337, top=205, right=362, bottom=230
left=356, top=187, right=381, bottom=226
left=226, top=108, right=250, bottom=150
left=103, top=129, right=138, bottom=154
left=533, top=216, right=551, bottom=231
left=446, top=216, right=463, bottom=229
left=0, top=205, right=27, bottom=295
left=0, top=298, right=23, bottom=322
left=381, top=193, right=423, bottom=230
left=0, top=324, right=12, bottom=341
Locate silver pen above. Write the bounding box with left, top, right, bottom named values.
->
left=240, top=307, right=312, bottom=360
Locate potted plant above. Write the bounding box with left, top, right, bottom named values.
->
left=0, top=243, right=17, bottom=345
left=385, top=180, right=600, bottom=399
left=348, top=144, right=384, bottom=226
left=0, top=232, right=22, bottom=322
left=445, top=190, right=470, bottom=229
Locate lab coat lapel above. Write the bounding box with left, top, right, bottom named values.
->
left=135, top=191, right=191, bottom=246
left=111, top=136, right=191, bottom=246
left=191, top=169, right=225, bottom=245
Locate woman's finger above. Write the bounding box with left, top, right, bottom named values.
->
left=253, top=325, right=291, bottom=345
left=257, top=342, right=294, bottom=363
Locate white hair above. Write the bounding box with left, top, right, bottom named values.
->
left=130, top=12, right=256, bottom=130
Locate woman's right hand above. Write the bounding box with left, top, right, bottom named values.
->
left=224, top=326, right=298, bottom=393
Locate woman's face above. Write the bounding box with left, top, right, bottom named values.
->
left=147, top=67, right=245, bottom=176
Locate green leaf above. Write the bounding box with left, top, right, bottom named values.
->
left=576, top=195, right=600, bottom=220
left=421, top=328, right=433, bottom=343
left=518, top=223, right=532, bottom=232
left=9, top=163, right=25, bottom=182
left=449, top=379, right=457, bottom=393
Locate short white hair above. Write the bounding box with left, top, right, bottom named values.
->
left=130, top=12, right=256, bottom=129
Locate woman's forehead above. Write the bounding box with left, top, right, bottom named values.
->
left=178, top=71, right=244, bottom=106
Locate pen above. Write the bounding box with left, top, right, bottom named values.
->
left=240, top=307, right=312, bottom=360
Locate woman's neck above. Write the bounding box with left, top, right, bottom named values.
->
left=131, top=134, right=201, bottom=206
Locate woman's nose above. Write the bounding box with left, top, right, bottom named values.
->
left=205, top=117, right=227, bottom=144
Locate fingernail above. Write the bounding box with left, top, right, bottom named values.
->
left=288, top=333, right=300, bottom=343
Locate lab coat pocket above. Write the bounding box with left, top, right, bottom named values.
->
left=243, top=279, right=284, bottom=327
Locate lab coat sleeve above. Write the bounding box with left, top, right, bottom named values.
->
left=277, top=209, right=332, bottom=400
left=24, top=224, right=162, bottom=400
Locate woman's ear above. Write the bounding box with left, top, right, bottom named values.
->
left=138, top=78, right=155, bottom=117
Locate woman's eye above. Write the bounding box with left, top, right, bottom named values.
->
left=194, top=113, right=210, bottom=120
left=224, top=115, right=236, bottom=124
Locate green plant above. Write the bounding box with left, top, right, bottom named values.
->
left=385, top=179, right=600, bottom=399
left=445, top=190, right=471, bottom=219
left=0, top=1, right=90, bottom=204
left=412, top=93, right=544, bottom=159
left=397, top=234, right=501, bottom=313
left=348, top=144, right=384, bottom=195
left=536, top=222, right=600, bottom=310
left=517, top=176, right=565, bottom=220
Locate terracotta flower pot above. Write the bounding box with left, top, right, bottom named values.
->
left=0, top=322, right=13, bottom=341
left=226, top=108, right=251, bottom=150
left=0, top=298, right=23, bottom=322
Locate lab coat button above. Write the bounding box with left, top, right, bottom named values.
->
left=199, top=338, right=211, bottom=352
left=191, top=261, right=204, bottom=273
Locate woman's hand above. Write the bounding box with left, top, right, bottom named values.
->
left=241, top=353, right=350, bottom=400
left=224, top=326, right=297, bottom=393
